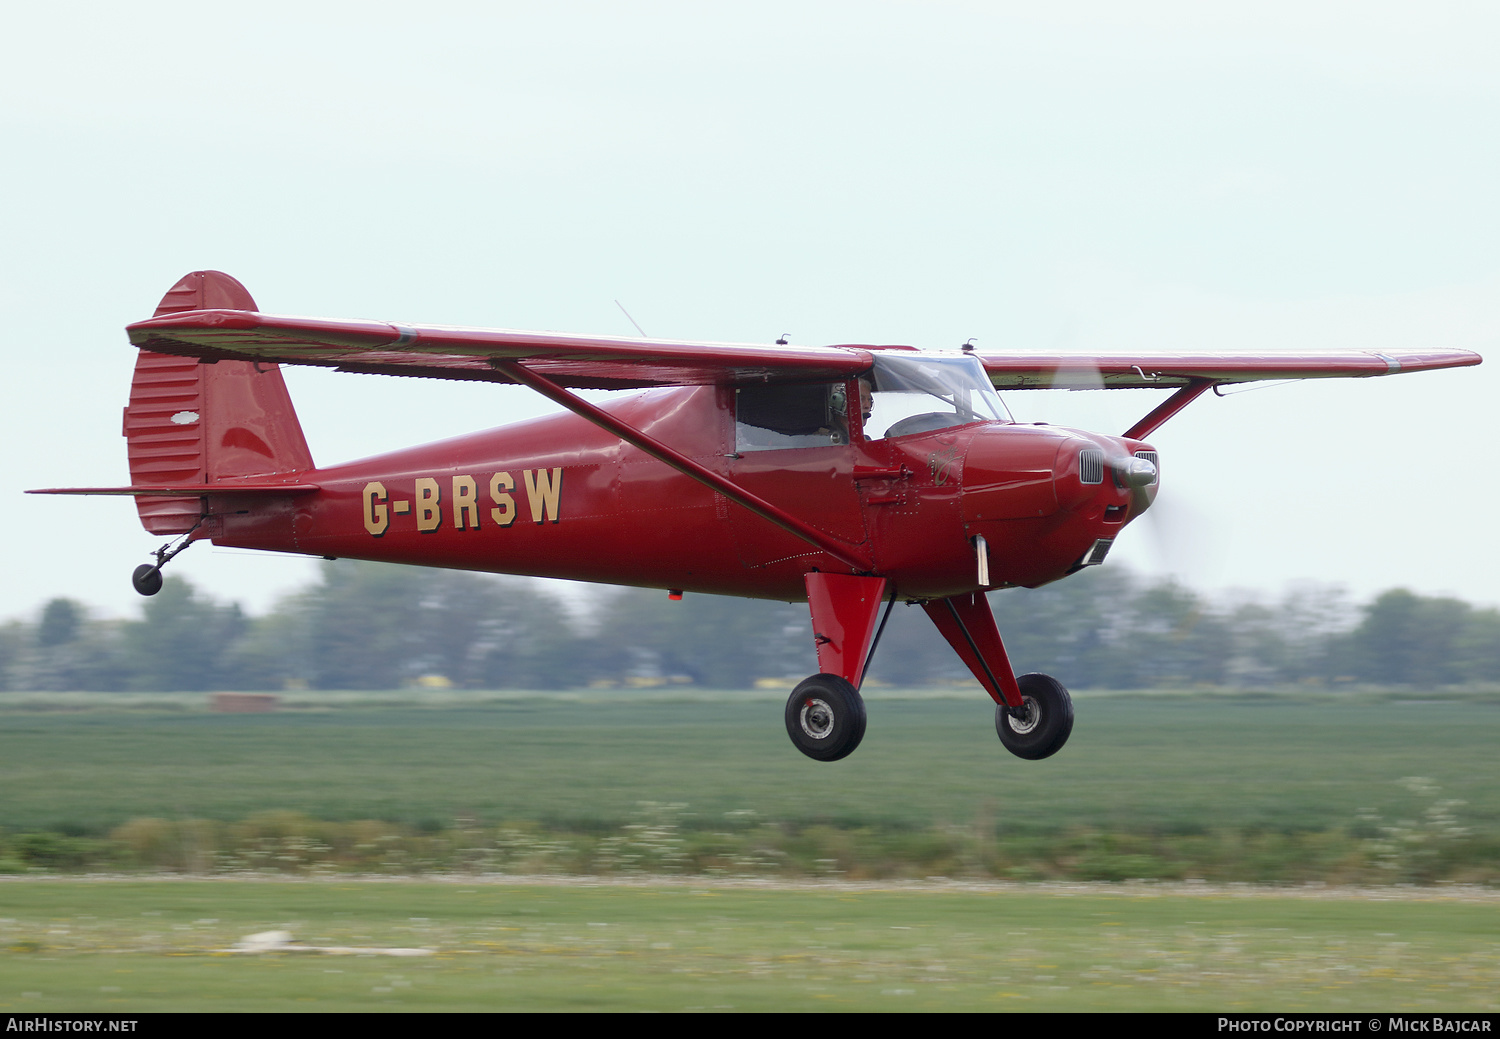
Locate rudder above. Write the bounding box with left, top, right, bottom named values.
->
left=126, top=271, right=314, bottom=534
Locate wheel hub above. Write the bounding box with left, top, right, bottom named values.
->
left=1006, top=696, right=1040, bottom=735
left=799, top=697, right=835, bottom=739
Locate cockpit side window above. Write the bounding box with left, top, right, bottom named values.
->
left=735, top=382, right=850, bottom=452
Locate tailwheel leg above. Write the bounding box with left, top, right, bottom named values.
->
left=130, top=518, right=204, bottom=597
left=995, top=673, right=1074, bottom=760
left=785, top=673, right=867, bottom=762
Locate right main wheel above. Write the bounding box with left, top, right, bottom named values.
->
left=995, top=673, right=1073, bottom=760
left=785, top=674, right=867, bottom=762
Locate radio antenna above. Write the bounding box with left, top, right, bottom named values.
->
left=614, top=300, right=648, bottom=338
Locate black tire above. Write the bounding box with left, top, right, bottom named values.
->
left=995, top=673, right=1073, bottom=760
left=785, top=674, right=867, bottom=762
left=131, top=564, right=163, bottom=597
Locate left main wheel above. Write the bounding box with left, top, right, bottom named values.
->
left=785, top=674, right=867, bottom=762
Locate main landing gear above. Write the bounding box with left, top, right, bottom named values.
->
left=920, top=592, right=1075, bottom=761
left=785, top=573, right=890, bottom=763
left=786, top=575, right=1076, bottom=763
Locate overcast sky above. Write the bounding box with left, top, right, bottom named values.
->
left=3, top=1, right=1496, bottom=623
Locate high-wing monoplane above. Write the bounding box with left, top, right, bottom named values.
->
left=31, top=272, right=1483, bottom=761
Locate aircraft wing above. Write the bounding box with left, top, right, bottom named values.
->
left=974, top=348, right=1482, bottom=389
left=127, top=310, right=877, bottom=390
left=127, top=309, right=1481, bottom=391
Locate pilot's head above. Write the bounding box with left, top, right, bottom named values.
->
left=857, top=377, right=874, bottom=421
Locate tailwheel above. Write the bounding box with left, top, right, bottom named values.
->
left=131, top=564, right=163, bottom=597
left=996, top=673, right=1074, bottom=760
left=785, top=673, right=867, bottom=762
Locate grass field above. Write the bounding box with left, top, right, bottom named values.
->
left=0, top=690, right=1496, bottom=883
left=1, top=878, right=1497, bottom=1012
left=1, top=690, right=1497, bottom=837
left=1, top=692, right=1496, bottom=1011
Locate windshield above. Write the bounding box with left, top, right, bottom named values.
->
left=864, top=354, right=1011, bottom=439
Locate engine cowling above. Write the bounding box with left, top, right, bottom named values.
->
left=959, top=424, right=1158, bottom=586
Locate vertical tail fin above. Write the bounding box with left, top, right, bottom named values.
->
left=126, top=271, right=314, bottom=534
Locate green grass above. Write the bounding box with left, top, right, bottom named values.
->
left=1, top=693, right=1495, bottom=1009
left=0, top=879, right=1496, bottom=1012
left=0, top=692, right=1496, bottom=836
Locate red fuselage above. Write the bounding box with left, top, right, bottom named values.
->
left=206, top=384, right=1156, bottom=602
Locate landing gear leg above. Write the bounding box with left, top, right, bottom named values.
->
left=923, top=592, right=1077, bottom=761
left=130, top=518, right=205, bottom=597
left=788, top=573, right=891, bottom=761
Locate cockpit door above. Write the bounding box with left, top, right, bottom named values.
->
left=727, top=381, right=868, bottom=569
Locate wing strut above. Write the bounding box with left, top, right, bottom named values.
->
left=490, top=360, right=876, bottom=572
left=1122, top=380, right=1216, bottom=441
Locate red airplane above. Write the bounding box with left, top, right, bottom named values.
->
left=32, top=271, right=1482, bottom=762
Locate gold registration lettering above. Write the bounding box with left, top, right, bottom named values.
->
left=452, top=474, right=480, bottom=530
left=524, top=468, right=564, bottom=523
left=489, top=471, right=516, bottom=527
left=362, top=482, right=389, bottom=536
left=376, top=469, right=563, bottom=534
left=414, top=477, right=442, bottom=532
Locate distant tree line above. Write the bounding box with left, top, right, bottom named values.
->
left=2, top=561, right=1498, bottom=692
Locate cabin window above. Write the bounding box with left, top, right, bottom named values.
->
left=735, top=382, right=850, bottom=452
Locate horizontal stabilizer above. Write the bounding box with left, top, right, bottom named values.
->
left=28, top=482, right=320, bottom=497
